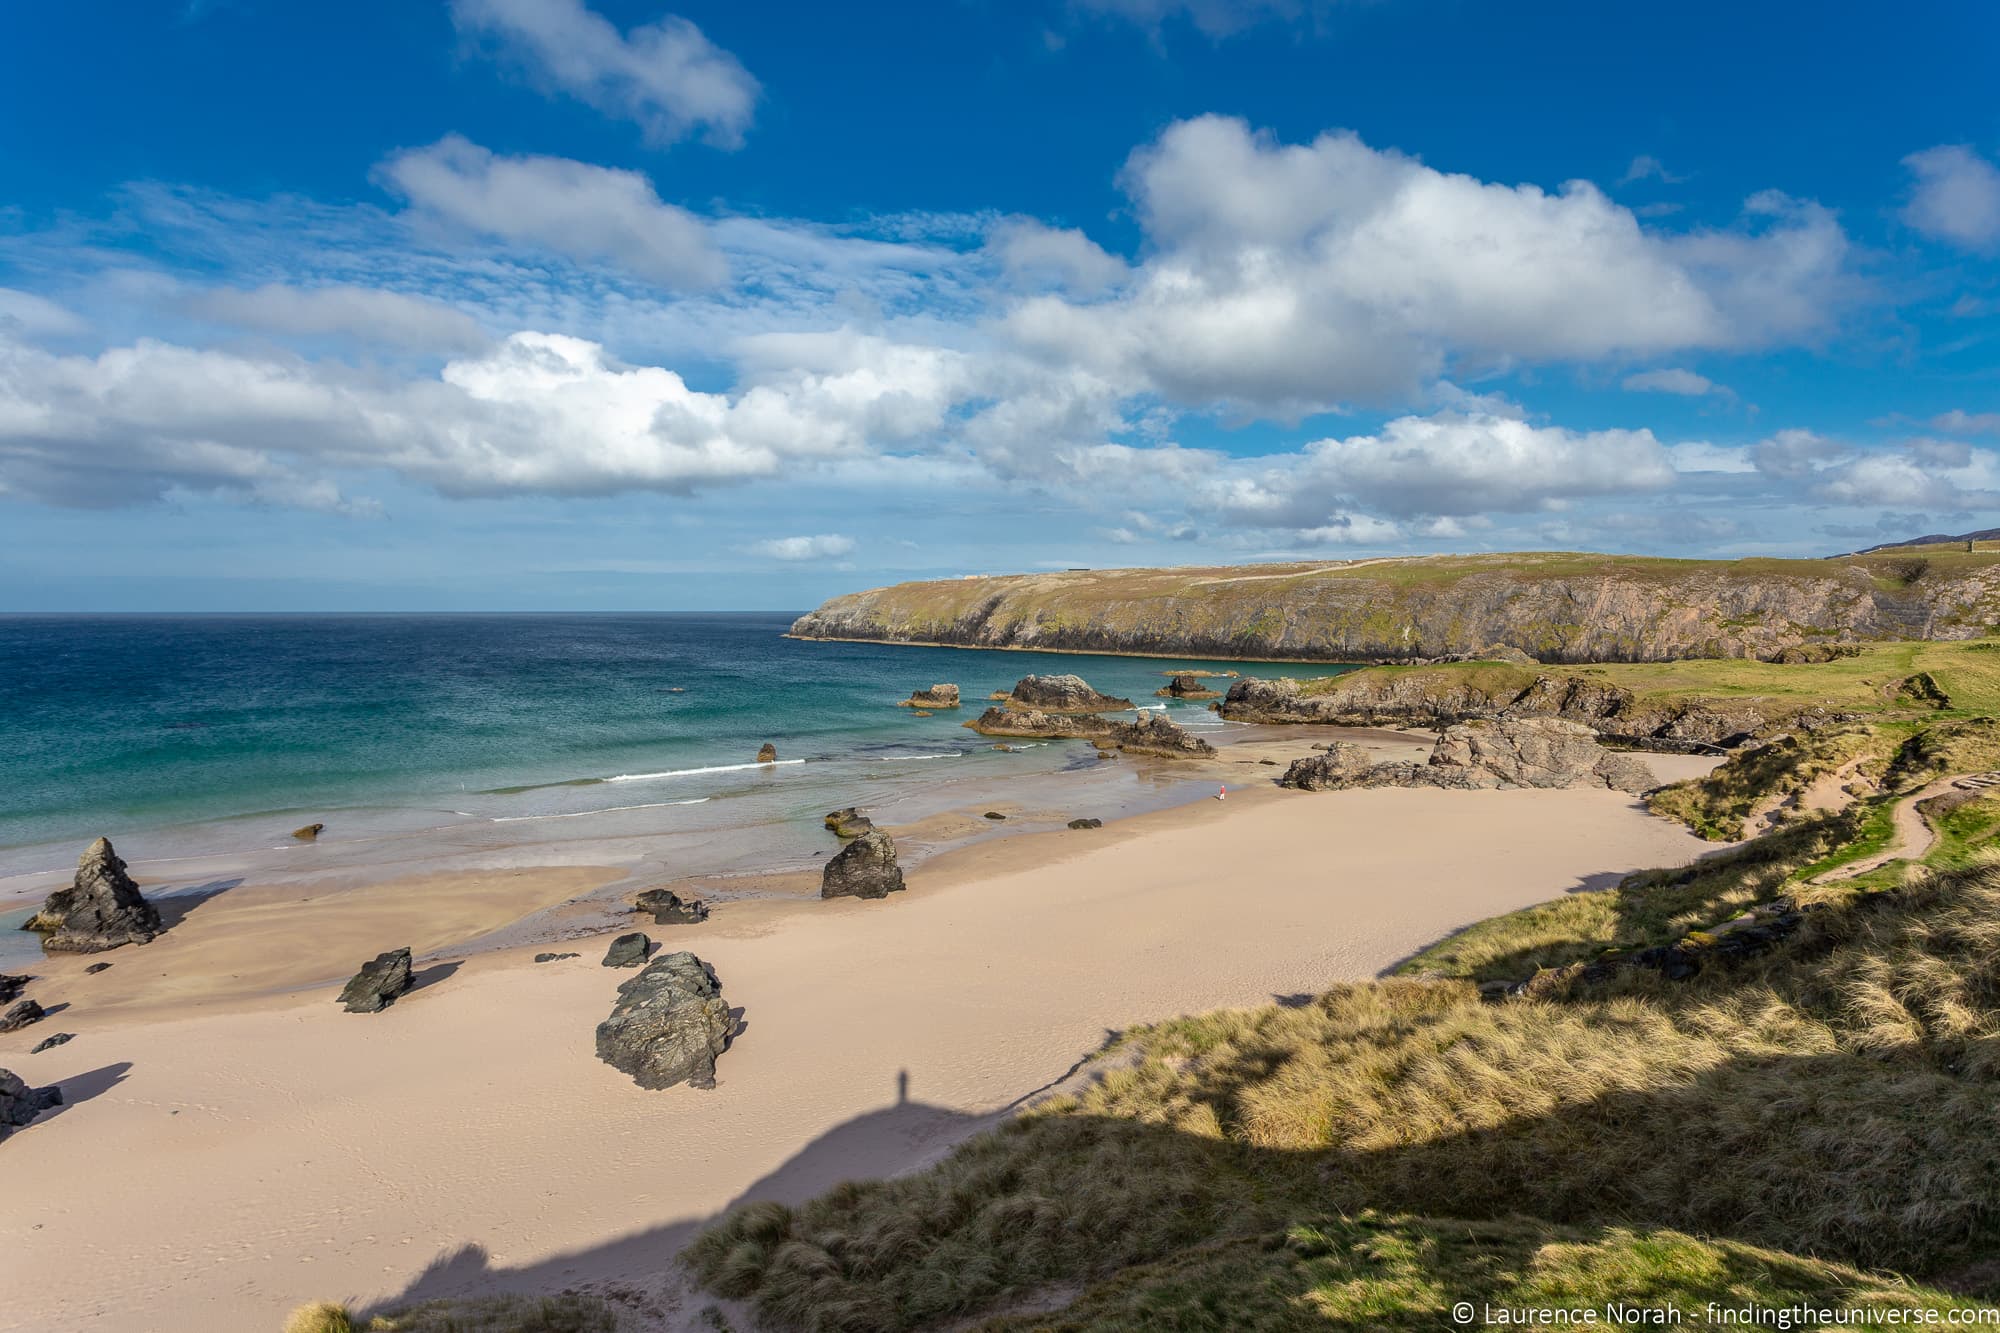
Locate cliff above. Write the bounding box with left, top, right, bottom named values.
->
left=788, top=548, right=2000, bottom=664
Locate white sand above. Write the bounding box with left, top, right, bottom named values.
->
left=0, top=778, right=1720, bottom=1332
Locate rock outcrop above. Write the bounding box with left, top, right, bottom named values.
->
left=787, top=551, right=2000, bottom=663
left=25, top=838, right=164, bottom=953
left=1067, top=817, right=1103, bottom=830
left=967, top=707, right=1215, bottom=758
left=337, top=947, right=413, bottom=1013
left=824, top=807, right=875, bottom=839
left=1220, top=670, right=1829, bottom=749
left=31, top=1033, right=73, bottom=1053
left=635, top=889, right=710, bottom=925
left=533, top=951, right=579, bottom=964
left=0, top=999, right=46, bottom=1033
left=756, top=742, right=778, bottom=764
left=1003, top=674, right=1134, bottom=713
left=822, top=830, right=906, bottom=899
left=1278, top=719, right=1657, bottom=794
left=594, top=951, right=733, bottom=1090
left=603, top=932, right=652, bottom=968
left=898, top=684, right=961, bottom=708
left=0, top=1068, right=61, bottom=1143
left=1156, top=674, right=1222, bottom=699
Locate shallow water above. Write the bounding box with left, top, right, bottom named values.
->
left=0, top=614, right=1352, bottom=924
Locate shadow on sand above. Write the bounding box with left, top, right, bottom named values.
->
left=152, top=878, right=243, bottom=931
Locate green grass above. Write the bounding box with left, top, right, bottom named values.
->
left=283, top=1296, right=618, bottom=1333
left=979, top=1213, right=1981, bottom=1332
left=688, top=825, right=2000, bottom=1330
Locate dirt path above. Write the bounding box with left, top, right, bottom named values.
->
left=1814, top=772, right=2000, bottom=882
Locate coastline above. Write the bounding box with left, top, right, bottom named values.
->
left=0, top=727, right=1722, bottom=1332
left=779, top=631, right=1383, bottom=667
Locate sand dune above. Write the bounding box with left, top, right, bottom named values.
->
left=0, top=773, right=1719, bottom=1332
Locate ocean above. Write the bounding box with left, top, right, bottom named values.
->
left=0, top=614, right=1347, bottom=917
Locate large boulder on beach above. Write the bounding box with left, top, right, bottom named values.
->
left=26, top=838, right=163, bottom=953
left=594, top=951, right=734, bottom=1090
left=0, top=975, right=27, bottom=1005
left=1005, top=674, right=1134, bottom=713
left=1429, top=717, right=1626, bottom=789
left=1101, top=712, right=1216, bottom=758
left=602, top=932, right=652, bottom=968
left=634, top=889, right=710, bottom=925
left=0, top=999, right=45, bottom=1033
left=899, top=684, right=960, bottom=709
left=0, top=1068, right=61, bottom=1143
left=822, top=830, right=906, bottom=900
left=1278, top=742, right=1380, bottom=791
left=337, top=947, right=413, bottom=1013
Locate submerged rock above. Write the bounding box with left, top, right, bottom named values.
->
left=1004, top=674, right=1134, bottom=713
left=0, top=1068, right=61, bottom=1143
left=337, top=947, right=413, bottom=1013
left=756, top=742, right=778, bottom=764
left=30, top=1032, right=73, bottom=1054
left=27, top=838, right=164, bottom=953
left=822, top=830, right=906, bottom=900
left=0, top=975, right=27, bottom=1005
left=1156, top=674, right=1223, bottom=700
left=291, top=823, right=325, bottom=841
left=824, top=807, right=875, bottom=839
left=635, top=889, right=710, bottom=925
left=594, top=951, right=734, bottom=1090
left=0, top=999, right=46, bottom=1033
left=602, top=932, right=652, bottom=968
left=899, top=683, right=961, bottom=709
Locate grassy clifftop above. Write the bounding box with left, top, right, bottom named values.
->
left=789, top=548, right=2000, bottom=664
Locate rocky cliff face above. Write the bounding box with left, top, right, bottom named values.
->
left=789, top=552, right=2000, bottom=664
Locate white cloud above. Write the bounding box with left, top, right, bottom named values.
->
left=377, top=136, right=727, bottom=290
left=1903, top=145, right=2000, bottom=252
left=1751, top=428, right=1851, bottom=480
left=1934, top=409, right=2000, bottom=435
left=1619, top=155, right=1688, bottom=186
left=1665, top=441, right=1756, bottom=474
left=0, top=289, right=89, bottom=339
left=187, top=283, right=490, bottom=351
left=985, top=219, right=1128, bottom=294
left=1006, top=117, right=1850, bottom=413
left=1810, top=441, right=2000, bottom=510
left=1623, top=367, right=1718, bottom=396
left=451, top=0, right=758, bottom=147
left=750, top=533, right=855, bottom=560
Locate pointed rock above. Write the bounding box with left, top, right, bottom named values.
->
left=821, top=830, right=906, bottom=900
left=337, top=947, right=413, bottom=1013
left=0, top=1068, right=61, bottom=1143
left=26, top=838, right=163, bottom=953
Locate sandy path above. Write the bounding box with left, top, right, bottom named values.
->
left=0, top=783, right=1716, bottom=1333
left=1814, top=772, right=2000, bottom=882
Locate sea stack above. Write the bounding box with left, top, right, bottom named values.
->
left=821, top=830, right=906, bottom=899
left=25, top=837, right=164, bottom=953
left=1004, top=674, right=1134, bottom=713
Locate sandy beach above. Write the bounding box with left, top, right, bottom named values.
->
left=0, top=737, right=1722, bottom=1333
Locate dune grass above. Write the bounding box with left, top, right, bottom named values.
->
left=688, top=848, right=2000, bottom=1329
left=282, top=1295, right=617, bottom=1333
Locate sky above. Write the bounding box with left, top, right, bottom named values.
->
left=1, top=0, right=1998, bottom=611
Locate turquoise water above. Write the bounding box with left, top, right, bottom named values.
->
left=0, top=614, right=1344, bottom=884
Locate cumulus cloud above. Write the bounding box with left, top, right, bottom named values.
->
left=187, top=283, right=490, bottom=351
left=378, top=136, right=726, bottom=290
left=1810, top=441, right=2000, bottom=510
left=1623, top=367, right=1721, bottom=396
left=1005, top=117, right=1850, bottom=413
left=451, top=0, right=758, bottom=147
left=985, top=219, right=1128, bottom=294
left=749, top=533, right=855, bottom=560
left=0, top=329, right=934, bottom=509
left=1903, top=145, right=2000, bottom=252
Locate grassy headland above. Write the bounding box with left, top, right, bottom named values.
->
left=789, top=547, right=2000, bottom=664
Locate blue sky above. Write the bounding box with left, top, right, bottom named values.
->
left=2, top=0, right=1998, bottom=610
